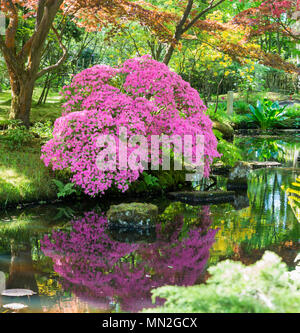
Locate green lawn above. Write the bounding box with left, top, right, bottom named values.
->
left=0, top=89, right=62, bottom=208
left=0, top=89, right=63, bottom=124
left=213, top=91, right=300, bottom=104
left=0, top=142, right=57, bottom=208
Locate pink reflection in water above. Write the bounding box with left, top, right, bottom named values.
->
left=41, top=208, right=217, bottom=312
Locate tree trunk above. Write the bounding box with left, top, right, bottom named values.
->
left=163, top=44, right=175, bottom=65
left=9, top=75, right=35, bottom=127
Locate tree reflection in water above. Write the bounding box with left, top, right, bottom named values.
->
left=284, top=175, right=300, bottom=223
left=41, top=208, right=217, bottom=312
left=235, top=136, right=299, bottom=166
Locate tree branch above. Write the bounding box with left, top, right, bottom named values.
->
left=5, top=0, right=18, bottom=49
left=182, top=0, right=226, bottom=33
left=18, top=0, right=63, bottom=64
left=175, top=0, right=194, bottom=37
left=36, top=24, right=68, bottom=79
left=36, top=0, right=47, bottom=30
left=163, top=0, right=194, bottom=64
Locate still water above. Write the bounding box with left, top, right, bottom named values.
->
left=0, top=135, right=299, bottom=313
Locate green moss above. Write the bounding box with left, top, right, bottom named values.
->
left=107, top=202, right=158, bottom=228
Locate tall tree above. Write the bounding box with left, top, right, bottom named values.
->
left=158, top=0, right=299, bottom=70
left=0, top=0, right=172, bottom=126
left=162, top=0, right=226, bottom=65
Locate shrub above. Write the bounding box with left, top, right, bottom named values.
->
left=143, top=251, right=300, bottom=313
left=248, top=99, right=288, bottom=130
left=1, top=120, right=34, bottom=149
left=234, top=100, right=249, bottom=114
left=213, top=130, right=242, bottom=166
left=41, top=56, right=220, bottom=196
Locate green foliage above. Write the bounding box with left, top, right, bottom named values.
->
left=54, top=206, right=76, bottom=220
left=248, top=99, right=288, bottom=130
left=285, top=105, right=300, bottom=129
left=214, top=130, right=242, bottom=166
left=0, top=58, right=9, bottom=90
left=1, top=120, right=34, bottom=149
left=282, top=176, right=300, bottom=223
left=143, top=172, right=159, bottom=188
left=286, top=105, right=300, bottom=119
left=234, top=100, right=249, bottom=114
left=143, top=251, right=300, bottom=313
left=30, top=121, right=53, bottom=140
left=52, top=179, right=78, bottom=199
left=206, top=103, right=230, bottom=123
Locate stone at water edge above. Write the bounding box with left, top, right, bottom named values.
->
left=1, top=289, right=36, bottom=297
left=107, top=202, right=158, bottom=229
left=168, top=190, right=236, bottom=206
left=108, top=227, right=157, bottom=244
left=227, top=161, right=252, bottom=191
left=249, top=161, right=282, bottom=169
left=212, top=121, right=234, bottom=141
left=3, top=303, right=28, bottom=310
left=233, top=192, right=250, bottom=210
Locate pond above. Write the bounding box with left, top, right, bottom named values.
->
left=0, top=134, right=299, bottom=313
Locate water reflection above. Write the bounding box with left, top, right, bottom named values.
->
left=208, top=169, right=300, bottom=260
left=41, top=209, right=217, bottom=312
left=235, top=136, right=300, bottom=167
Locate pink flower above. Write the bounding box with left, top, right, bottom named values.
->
left=41, top=56, right=220, bottom=197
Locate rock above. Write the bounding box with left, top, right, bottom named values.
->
left=248, top=161, right=282, bottom=169
left=3, top=303, right=28, bottom=310
left=168, top=190, right=236, bottom=206
left=108, top=228, right=156, bottom=244
left=1, top=289, right=36, bottom=297
left=233, top=192, right=250, bottom=210
left=227, top=161, right=282, bottom=191
left=278, top=99, right=300, bottom=107
left=227, top=161, right=252, bottom=191
left=211, top=163, right=231, bottom=176
left=107, top=202, right=158, bottom=229
left=212, top=121, right=234, bottom=141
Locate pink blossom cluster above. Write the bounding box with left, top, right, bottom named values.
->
left=259, top=0, right=295, bottom=17
left=41, top=55, right=220, bottom=196
left=41, top=207, right=217, bottom=312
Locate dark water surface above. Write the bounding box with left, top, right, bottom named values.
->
left=0, top=135, right=299, bottom=313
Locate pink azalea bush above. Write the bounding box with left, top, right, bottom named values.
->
left=41, top=55, right=220, bottom=196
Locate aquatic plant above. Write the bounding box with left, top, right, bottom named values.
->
left=41, top=56, right=220, bottom=196
left=248, top=99, right=288, bottom=130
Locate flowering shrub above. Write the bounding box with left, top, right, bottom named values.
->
left=41, top=55, right=219, bottom=196
left=143, top=251, right=300, bottom=313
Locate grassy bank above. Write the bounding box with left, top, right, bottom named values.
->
left=0, top=143, right=57, bottom=209
left=0, top=89, right=62, bottom=208
left=0, top=89, right=62, bottom=125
